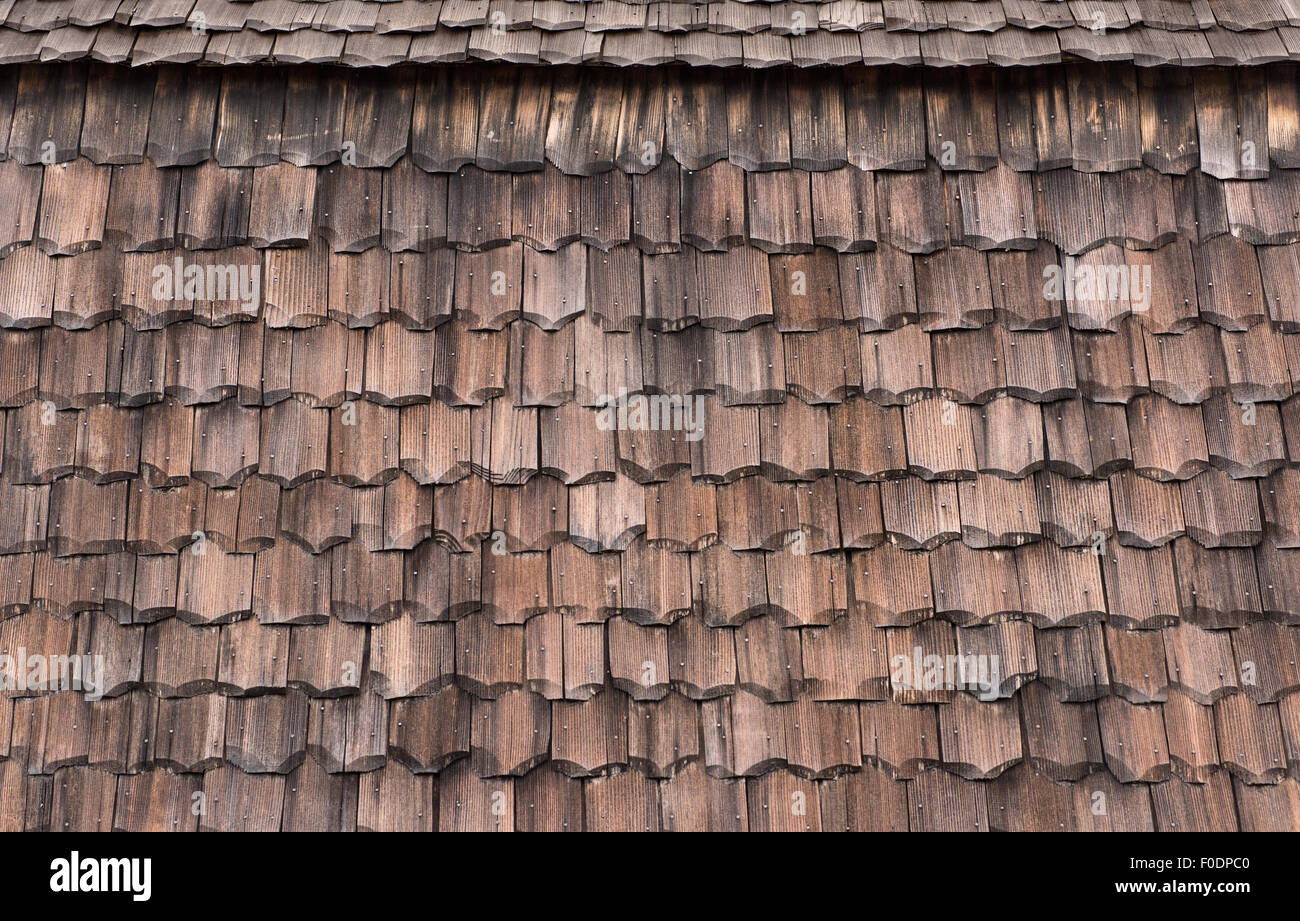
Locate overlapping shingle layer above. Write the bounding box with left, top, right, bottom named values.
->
left=7, top=0, right=1300, bottom=68
left=2, top=57, right=1300, bottom=831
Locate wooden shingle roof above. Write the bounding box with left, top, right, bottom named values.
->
left=2, top=4, right=1300, bottom=834
left=5, top=0, right=1300, bottom=68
